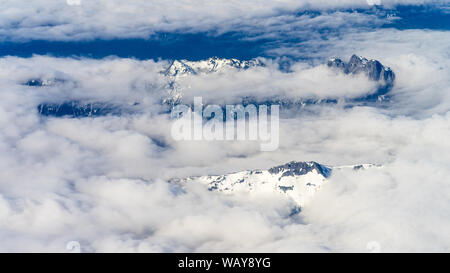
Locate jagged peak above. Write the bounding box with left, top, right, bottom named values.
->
left=169, top=160, right=381, bottom=208
left=328, top=54, right=395, bottom=86
left=268, top=161, right=332, bottom=178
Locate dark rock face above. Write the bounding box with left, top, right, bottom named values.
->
left=328, top=54, right=395, bottom=91
left=268, top=161, right=332, bottom=178
left=37, top=101, right=125, bottom=118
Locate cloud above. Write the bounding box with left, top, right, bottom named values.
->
left=0, top=6, right=450, bottom=252
left=0, top=0, right=447, bottom=41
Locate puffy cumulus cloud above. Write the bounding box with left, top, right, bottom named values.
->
left=0, top=24, right=450, bottom=251
left=0, top=55, right=381, bottom=107
left=2, top=108, right=450, bottom=252
left=0, top=175, right=310, bottom=252
left=0, top=0, right=446, bottom=41
left=304, top=114, right=450, bottom=252
left=0, top=56, right=169, bottom=105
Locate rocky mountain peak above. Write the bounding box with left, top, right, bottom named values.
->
left=328, top=54, right=395, bottom=87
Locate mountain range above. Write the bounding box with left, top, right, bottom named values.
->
left=170, top=161, right=381, bottom=209
left=28, top=56, right=395, bottom=118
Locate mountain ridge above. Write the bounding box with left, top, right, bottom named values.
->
left=170, top=161, right=381, bottom=208
left=28, top=55, right=396, bottom=118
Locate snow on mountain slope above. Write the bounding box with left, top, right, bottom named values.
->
left=171, top=161, right=381, bottom=208
left=28, top=56, right=396, bottom=117
left=162, top=57, right=263, bottom=105
left=163, top=55, right=395, bottom=106
left=164, top=57, right=264, bottom=78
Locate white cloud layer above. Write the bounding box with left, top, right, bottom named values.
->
left=0, top=0, right=447, bottom=41
left=0, top=14, right=450, bottom=252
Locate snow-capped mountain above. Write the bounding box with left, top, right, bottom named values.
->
left=163, top=57, right=263, bottom=105
left=164, top=55, right=396, bottom=106
left=164, top=57, right=263, bottom=78
left=28, top=56, right=396, bottom=118
left=171, top=161, right=381, bottom=208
